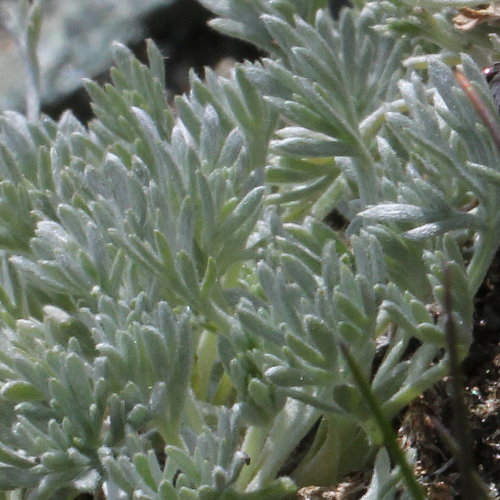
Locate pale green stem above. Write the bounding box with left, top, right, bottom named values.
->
left=157, top=421, right=187, bottom=452
left=183, top=392, right=206, bottom=436
left=246, top=399, right=320, bottom=490
left=235, top=424, right=269, bottom=490
left=14, top=0, right=42, bottom=121
left=353, top=143, right=379, bottom=207
left=291, top=415, right=369, bottom=487
left=382, top=358, right=448, bottom=418
left=194, top=330, right=218, bottom=399
left=467, top=227, right=500, bottom=296
left=20, top=34, right=40, bottom=121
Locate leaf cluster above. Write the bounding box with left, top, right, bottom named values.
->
left=0, top=0, right=498, bottom=498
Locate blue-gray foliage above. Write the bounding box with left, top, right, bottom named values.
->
left=0, top=0, right=497, bottom=498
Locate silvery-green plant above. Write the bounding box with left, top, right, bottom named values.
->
left=0, top=0, right=497, bottom=498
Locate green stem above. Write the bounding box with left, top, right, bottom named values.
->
left=156, top=421, right=187, bottom=452
left=340, top=342, right=426, bottom=500
left=235, top=424, right=270, bottom=490
left=382, top=358, right=448, bottom=418
left=291, top=415, right=368, bottom=487
left=183, top=392, right=205, bottom=436
left=247, top=399, right=319, bottom=490
left=213, top=371, right=235, bottom=405
left=193, top=330, right=218, bottom=399
left=443, top=267, right=491, bottom=499
left=158, top=394, right=203, bottom=452
left=467, top=226, right=500, bottom=295
left=353, top=145, right=379, bottom=207
left=18, top=0, right=41, bottom=121
left=236, top=399, right=319, bottom=491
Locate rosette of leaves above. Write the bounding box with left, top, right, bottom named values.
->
left=0, top=0, right=497, bottom=499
